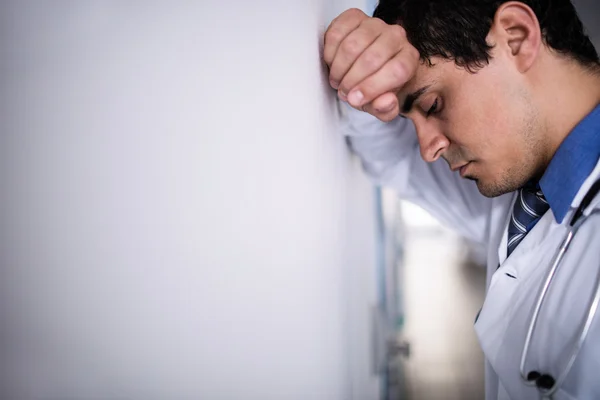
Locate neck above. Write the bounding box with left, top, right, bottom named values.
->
left=534, top=59, right=600, bottom=170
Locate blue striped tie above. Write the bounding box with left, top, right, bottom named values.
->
left=507, top=184, right=550, bottom=257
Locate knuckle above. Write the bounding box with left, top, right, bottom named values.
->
left=346, top=8, right=364, bottom=18
left=371, top=17, right=386, bottom=28
left=362, top=51, right=384, bottom=70
left=409, top=46, right=420, bottom=61
left=341, top=38, right=365, bottom=57
left=362, top=16, right=383, bottom=30
left=360, top=22, right=381, bottom=41
left=389, top=24, right=407, bottom=40
left=389, top=60, right=409, bottom=82
left=325, top=28, right=343, bottom=45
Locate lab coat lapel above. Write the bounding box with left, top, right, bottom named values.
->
left=476, top=222, right=567, bottom=399
left=477, top=160, right=600, bottom=399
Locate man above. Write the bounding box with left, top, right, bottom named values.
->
left=324, top=1, right=600, bottom=399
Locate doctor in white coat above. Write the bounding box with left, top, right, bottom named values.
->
left=324, top=1, right=600, bottom=399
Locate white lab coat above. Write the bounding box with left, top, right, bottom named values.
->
left=340, top=104, right=600, bottom=400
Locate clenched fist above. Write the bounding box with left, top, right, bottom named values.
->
left=324, top=8, right=420, bottom=121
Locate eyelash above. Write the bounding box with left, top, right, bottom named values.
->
left=426, top=98, right=439, bottom=117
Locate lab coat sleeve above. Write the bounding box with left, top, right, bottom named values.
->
left=340, top=102, right=492, bottom=245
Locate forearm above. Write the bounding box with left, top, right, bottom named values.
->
left=339, top=101, right=418, bottom=190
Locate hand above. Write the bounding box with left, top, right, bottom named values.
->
left=324, top=8, right=420, bottom=122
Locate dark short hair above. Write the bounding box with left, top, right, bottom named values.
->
left=373, top=0, right=600, bottom=72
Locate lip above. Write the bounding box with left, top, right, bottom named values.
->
left=450, top=162, right=471, bottom=177
left=451, top=162, right=468, bottom=171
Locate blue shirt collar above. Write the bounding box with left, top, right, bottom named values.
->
left=539, top=104, right=600, bottom=223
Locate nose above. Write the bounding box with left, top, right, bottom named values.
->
left=414, top=120, right=450, bottom=163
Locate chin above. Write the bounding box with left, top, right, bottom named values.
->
left=475, top=179, right=510, bottom=198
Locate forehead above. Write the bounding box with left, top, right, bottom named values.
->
left=407, top=58, right=454, bottom=90
left=400, top=57, right=484, bottom=101
left=397, top=59, right=447, bottom=111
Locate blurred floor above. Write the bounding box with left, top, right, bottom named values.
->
left=397, top=206, right=487, bottom=400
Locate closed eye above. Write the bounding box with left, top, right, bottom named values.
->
left=426, top=98, right=439, bottom=117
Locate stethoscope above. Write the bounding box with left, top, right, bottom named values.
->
left=519, top=179, right=600, bottom=399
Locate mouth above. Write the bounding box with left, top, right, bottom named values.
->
left=451, top=162, right=471, bottom=178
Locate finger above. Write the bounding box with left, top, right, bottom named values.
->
left=328, top=18, right=383, bottom=90
left=323, top=8, right=368, bottom=68
left=346, top=48, right=419, bottom=109
left=338, top=23, right=406, bottom=96
left=362, top=93, right=400, bottom=122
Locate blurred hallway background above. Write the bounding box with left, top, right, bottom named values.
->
left=398, top=203, right=486, bottom=400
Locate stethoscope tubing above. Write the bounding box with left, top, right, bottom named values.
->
left=519, top=208, right=600, bottom=397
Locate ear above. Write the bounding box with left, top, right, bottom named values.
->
left=488, top=1, right=542, bottom=73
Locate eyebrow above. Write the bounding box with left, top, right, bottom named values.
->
left=401, top=85, right=431, bottom=114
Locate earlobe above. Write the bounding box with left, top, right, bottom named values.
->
left=492, top=1, right=541, bottom=73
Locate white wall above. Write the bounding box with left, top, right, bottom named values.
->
left=0, top=2, right=380, bottom=399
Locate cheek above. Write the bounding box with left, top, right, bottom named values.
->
left=452, top=77, right=521, bottom=155
left=442, top=62, right=530, bottom=162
